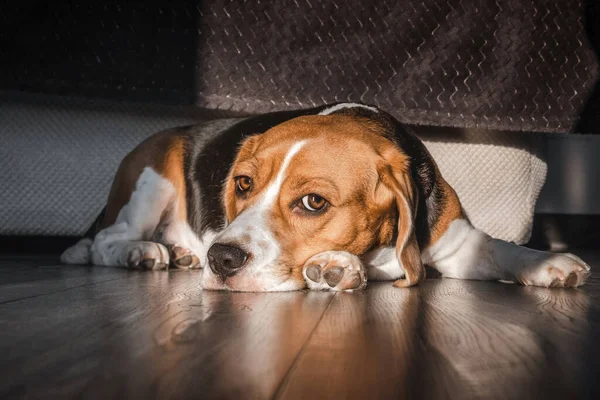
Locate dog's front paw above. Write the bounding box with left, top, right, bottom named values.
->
left=303, top=251, right=367, bottom=291
left=167, top=244, right=201, bottom=269
left=518, top=253, right=591, bottom=288
left=126, top=242, right=170, bottom=270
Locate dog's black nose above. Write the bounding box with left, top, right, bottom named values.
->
left=207, top=243, right=249, bottom=279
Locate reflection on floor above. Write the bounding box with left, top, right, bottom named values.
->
left=1, top=250, right=599, bottom=399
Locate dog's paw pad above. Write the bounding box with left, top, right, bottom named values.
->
left=139, top=258, right=168, bottom=270
left=167, top=245, right=201, bottom=269
left=303, top=251, right=367, bottom=291
left=126, top=242, right=169, bottom=270
left=305, top=264, right=322, bottom=282
left=519, top=253, right=590, bottom=288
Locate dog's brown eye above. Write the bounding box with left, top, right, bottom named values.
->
left=301, top=194, right=328, bottom=212
left=235, top=176, right=253, bottom=193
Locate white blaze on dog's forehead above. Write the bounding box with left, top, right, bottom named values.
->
left=261, top=140, right=307, bottom=205
left=209, top=139, right=308, bottom=289
left=318, top=103, right=379, bottom=115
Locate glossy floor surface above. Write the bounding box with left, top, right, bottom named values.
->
left=1, top=250, right=600, bottom=399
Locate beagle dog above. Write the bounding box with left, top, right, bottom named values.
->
left=61, top=103, right=590, bottom=291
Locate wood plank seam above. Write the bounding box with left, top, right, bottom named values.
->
left=0, top=276, right=125, bottom=306
left=272, top=292, right=338, bottom=400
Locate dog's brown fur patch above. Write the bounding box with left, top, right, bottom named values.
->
left=100, top=130, right=187, bottom=231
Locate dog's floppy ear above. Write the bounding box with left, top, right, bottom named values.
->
left=376, top=153, right=425, bottom=288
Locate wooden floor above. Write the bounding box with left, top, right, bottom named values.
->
left=1, top=251, right=600, bottom=399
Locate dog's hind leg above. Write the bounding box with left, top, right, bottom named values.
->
left=418, top=175, right=590, bottom=288
left=422, top=218, right=591, bottom=288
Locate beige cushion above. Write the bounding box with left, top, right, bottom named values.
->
left=416, top=126, right=547, bottom=244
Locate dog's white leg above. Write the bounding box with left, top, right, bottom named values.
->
left=423, top=219, right=591, bottom=287
left=157, top=223, right=218, bottom=269
left=361, top=247, right=405, bottom=281
left=91, top=223, right=170, bottom=269
left=89, top=167, right=175, bottom=269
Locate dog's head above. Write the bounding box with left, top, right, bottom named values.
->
left=201, top=105, right=425, bottom=291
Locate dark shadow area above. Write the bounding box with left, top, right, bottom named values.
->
left=410, top=124, right=544, bottom=150
left=576, top=0, right=600, bottom=133
left=0, top=90, right=248, bottom=120
left=527, top=214, right=600, bottom=250
left=0, top=236, right=79, bottom=256
left=0, top=1, right=202, bottom=105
